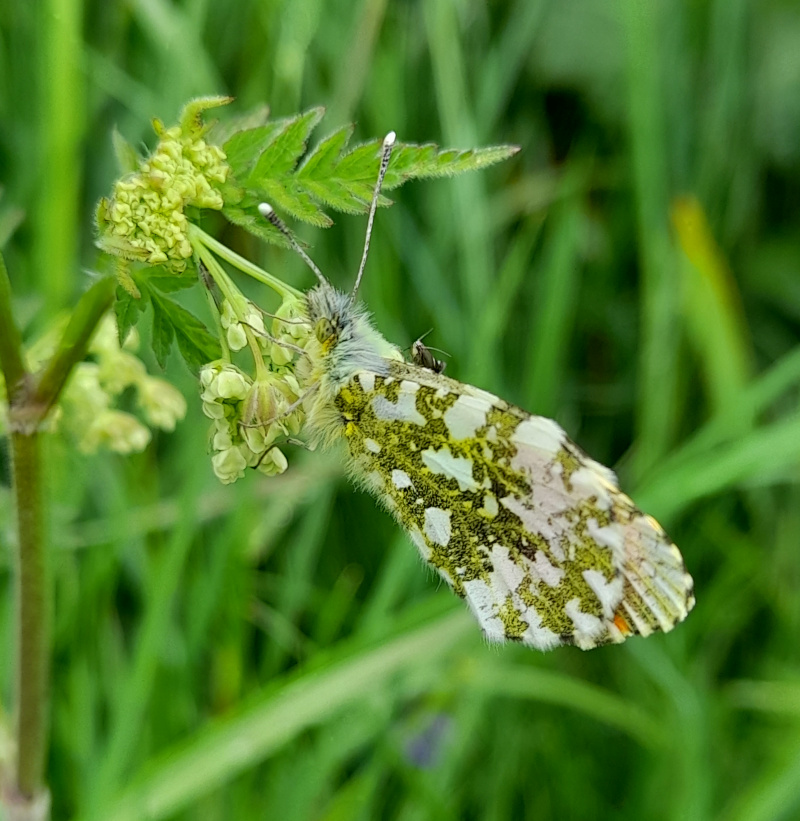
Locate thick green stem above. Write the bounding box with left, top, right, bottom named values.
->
left=0, top=251, right=27, bottom=396
left=10, top=431, right=49, bottom=801
left=1, top=264, right=114, bottom=816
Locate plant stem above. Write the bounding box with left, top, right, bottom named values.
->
left=0, top=251, right=27, bottom=395
left=188, top=224, right=303, bottom=300
left=10, top=430, right=49, bottom=801
left=0, top=261, right=114, bottom=816
left=22, top=277, right=115, bottom=431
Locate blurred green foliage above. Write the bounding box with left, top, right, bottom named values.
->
left=2, top=0, right=800, bottom=819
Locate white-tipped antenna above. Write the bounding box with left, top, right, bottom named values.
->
left=258, top=202, right=327, bottom=285
left=351, top=131, right=396, bottom=300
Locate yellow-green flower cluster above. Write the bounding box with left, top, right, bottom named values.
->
left=199, top=361, right=305, bottom=484
left=65, top=316, right=188, bottom=453
left=197, top=291, right=314, bottom=485
left=97, top=122, right=229, bottom=273
left=0, top=315, right=187, bottom=453
left=268, top=296, right=311, bottom=365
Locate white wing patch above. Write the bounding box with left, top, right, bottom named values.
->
left=372, top=381, right=426, bottom=425
left=424, top=507, right=452, bottom=546
left=421, top=446, right=479, bottom=492
left=391, top=468, right=413, bottom=489
left=443, top=394, right=487, bottom=440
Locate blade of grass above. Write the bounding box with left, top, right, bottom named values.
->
left=523, top=172, right=584, bottom=417
left=328, top=0, right=389, bottom=125
left=635, top=410, right=800, bottom=520
left=35, top=0, right=84, bottom=315
left=470, top=215, right=542, bottom=387
left=671, top=196, right=752, bottom=413
left=642, top=345, right=800, bottom=485
left=423, top=0, right=493, bottom=357
left=628, top=641, right=711, bottom=821
left=86, top=607, right=474, bottom=821
left=461, top=658, right=665, bottom=748
left=727, top=680, right=800, bottom=718
left=87, top=482, right=199, bottom=813
left=722, top=736, right=800, bottom=821
left=624, top=1, right=682, bottom=479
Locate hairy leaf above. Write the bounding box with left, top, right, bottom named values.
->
left=148, top=289, right=221, bottom=371
left=219, top=108, right=519, bottom=242
left=247, top=107, right=325, bottom=182
left=114, top=284, right=147, bottom=346
left=149, top=294, right=175, bottom=369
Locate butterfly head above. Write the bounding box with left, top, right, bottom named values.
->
left=305, top=282, right=353, bottom=352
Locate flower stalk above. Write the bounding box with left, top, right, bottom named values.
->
left=9, top=428, right=48, bottom=803
left=0, top=252, right=115, bottom=817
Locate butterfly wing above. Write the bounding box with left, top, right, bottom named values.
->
left=333, top=360, right=694, bottom=650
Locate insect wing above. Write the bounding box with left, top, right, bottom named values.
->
left=335, top=361, right=694, bottom=650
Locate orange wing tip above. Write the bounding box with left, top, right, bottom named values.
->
left=613, top=612, right=634, bottom=636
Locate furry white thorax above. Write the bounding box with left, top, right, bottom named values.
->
left=298, top=281, right=403, bottom=447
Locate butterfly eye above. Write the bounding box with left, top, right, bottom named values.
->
left=315, top=317, right=336, bottom=344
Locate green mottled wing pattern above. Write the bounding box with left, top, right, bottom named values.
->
left=333, top=361, right=694, bottom=651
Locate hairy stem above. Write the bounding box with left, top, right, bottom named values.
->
left=1, top=264, right=115, bottom=817
left=10, top=430, right=49, bottom=800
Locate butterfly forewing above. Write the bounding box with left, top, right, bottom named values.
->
left=333, top=360, right=694, bottom=650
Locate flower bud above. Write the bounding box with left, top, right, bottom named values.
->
left=138, top=376, right=187, bottom=431
left=212, top=445, right=248, bottom=484
left=80, top=409, right=152, bottom=454
left=256, top=447, right=289, bottom=476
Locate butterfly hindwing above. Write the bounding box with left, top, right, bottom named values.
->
left=332, top=360, right=694, bottom=650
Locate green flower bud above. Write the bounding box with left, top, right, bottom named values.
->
left=138, top=376, right=187, bottom=431
left=80, top=409, right=152, bottom=454
left=212, top=445, right=248, bottom=485
left=256, top=447, right=289, bottom=476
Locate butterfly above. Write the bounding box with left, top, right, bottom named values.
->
left=259, top=134, right=694, bottom=650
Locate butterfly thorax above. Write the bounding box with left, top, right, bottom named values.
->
left=299, top=282, right=403, bottom=447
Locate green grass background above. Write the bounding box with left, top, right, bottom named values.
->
left=3, top=1, right=800, bottom=819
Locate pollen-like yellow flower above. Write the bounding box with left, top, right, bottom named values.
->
left=96, top=102, right=230, bottom=274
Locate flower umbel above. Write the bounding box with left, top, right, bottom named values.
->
left=0, top=314, right=187, bottom=453
left=96, top=97, right=231, bottom=275
left=200, top=362, right=304, bottom=484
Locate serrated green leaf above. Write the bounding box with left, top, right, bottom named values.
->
left=223, top=206, right=294, bottom=249
left=149, top=295, right=175, bottom=369
left=299, top=179, right=371, bottom=214
left=404, top=144, right=521, bottom=179
left=148, top=273, right=198, bottom=293
left=297, top=125, right=354, bottom=178
left=333, top=139, right=386, bottom=184
left=224, top=124, right=282, bottom=180
left=148, top=290, right=221, bottom=372
left=247, top=107, right=325, bottom=184
left=255, top=179, right=333, bottom=227
left=114, top=284, right=147, bottom=346
left=300, top=179, right=389, bottom=214
left=218, top=109, right=518, bottom=239
left=173, top=319, right=222, bottom=372
left=208, top=104, right=270, bottom=147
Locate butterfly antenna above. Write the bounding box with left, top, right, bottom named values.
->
left=258, top=202, right=327, bottom=285
left=351, top=131, right=396, bottom=300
